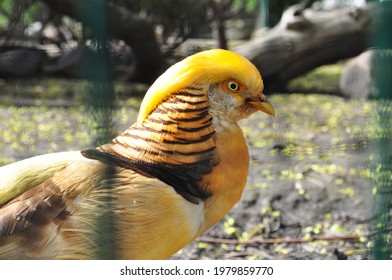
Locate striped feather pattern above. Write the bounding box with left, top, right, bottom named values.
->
left=82, top=86, right=219, bottom=204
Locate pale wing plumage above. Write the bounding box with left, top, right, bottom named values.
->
left=0, top=152, right=82, bottom=205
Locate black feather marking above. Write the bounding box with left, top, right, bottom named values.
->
left=176, top=123, right=211, bottom=132
left=81, top=149, right=217, bottom=204
left=154, top=104, right=209, bottom=114
left=168, top=110, right=210, bottom=123
left=130, top=125, right=173, bottom=135
left=121, top=133, right=160, bottom=144
left=144, top=117, right=177, bottom=125
left=167, top=97, right=207, bottom=106
left=175, top=90, right=205, bottom=97
left=163, top=131, right=215, bottom=145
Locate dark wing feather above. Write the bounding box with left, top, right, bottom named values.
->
left=0, top=179, right=68, bottom=237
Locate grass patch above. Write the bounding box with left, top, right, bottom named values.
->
left=287, top=61, right=346, bottom=94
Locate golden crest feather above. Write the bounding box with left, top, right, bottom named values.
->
left=137, top=49, right=264, bottom=123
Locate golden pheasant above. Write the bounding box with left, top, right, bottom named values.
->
left=0, top=49, right=275, bottom=259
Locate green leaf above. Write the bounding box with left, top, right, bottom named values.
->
left=197, top=242, right=209, bottom=249
left=330, top=224, right=350, bottom=234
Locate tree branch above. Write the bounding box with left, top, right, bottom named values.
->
left=40, top=0, right=167, bottom=82
left=235, top=3, right=376, bottom=92
left=198, top=226, right=392, bottom=246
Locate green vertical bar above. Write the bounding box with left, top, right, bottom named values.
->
left=79, top=0, right=117, bottom=259
left=370, top=1, right=392, bottom=260
left=259, top=0, right=269, bottom=28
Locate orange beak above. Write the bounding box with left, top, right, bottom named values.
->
left=247, top=94, right=276, bottom=117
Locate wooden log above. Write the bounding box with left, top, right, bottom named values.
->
left=235, top=4, right=376, bottom=92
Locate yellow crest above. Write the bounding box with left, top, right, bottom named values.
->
left=137, top=49, right=264, bottom=123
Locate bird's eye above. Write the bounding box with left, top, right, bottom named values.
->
left=226, top=81, right=240, bottom=92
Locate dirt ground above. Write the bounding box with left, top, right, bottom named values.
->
left=0, top=75, right=391, bottom=260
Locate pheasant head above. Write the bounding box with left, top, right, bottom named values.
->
left=138, top=49, right=275, bottom=124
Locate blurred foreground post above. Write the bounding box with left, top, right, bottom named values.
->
left=369, top=1, right=392, bottom=260
left=79, top=0, right=117, bottom=259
